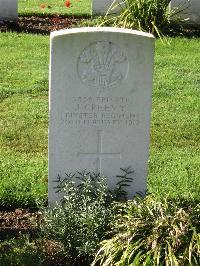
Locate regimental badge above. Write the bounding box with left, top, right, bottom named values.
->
left=78, top=41, right=129, bottom=90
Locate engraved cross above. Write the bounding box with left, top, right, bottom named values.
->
left=77, top=130, right=121, bottom=173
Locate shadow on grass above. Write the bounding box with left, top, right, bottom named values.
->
left=165, top=23, right=200, bottom=38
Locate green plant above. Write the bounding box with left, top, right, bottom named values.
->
left=93, top=195, right=200, bottom=266
left=0, top=235, right=43, bottom=266
left=98, top=0, right=174, bottom=37
left=41, top=169, right=133, bottom=265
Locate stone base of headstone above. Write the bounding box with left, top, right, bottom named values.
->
left=0, top=0, right=18, bottom=21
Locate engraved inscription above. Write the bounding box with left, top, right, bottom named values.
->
left=77, top=130, right=121, bottom=173
left=78, top=41, right=129, bottom=90
left=63, top=96, right=140, bottom=127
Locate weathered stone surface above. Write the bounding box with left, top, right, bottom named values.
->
left=92, top=0, right=118, bottom=15
left=0, top=0, right=18, bottom=20
left=170, top=0, right=200, bottom=25
left=49, top=28, right=155, bottom=204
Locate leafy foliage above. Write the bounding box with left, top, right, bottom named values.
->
left=97, top=0, right=177, bottom=37
left=93, top=195, right=200, bottom=266
left=0, top=235, right=43, bottom=266
left=41, top=169, right=133, bottom=265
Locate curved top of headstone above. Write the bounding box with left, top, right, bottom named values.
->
left=50, top=27, right=154, bottom=39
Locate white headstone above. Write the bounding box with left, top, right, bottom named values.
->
left=49, top=27, right=155, bottom=204
left=93, top=0, right=117, bottom=15
left=0, top=0, right=18, bottom=20
left=170, top=0, right=200, bottom=25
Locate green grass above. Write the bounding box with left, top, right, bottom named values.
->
left=149, top=38, right=200, bottom=201
left=0, top=34, right=48, bottom=97
left=18, top=0, right=92, bottom=16
left=0, top=33, right=49, bottom=208
left=0, top=33, right=199, bottom=208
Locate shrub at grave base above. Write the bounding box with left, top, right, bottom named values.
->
left=0, top=193, right=199, bottom=265
left=41, top=171, right=132, bottom=265
left=92, top=195, right=200, bottom=266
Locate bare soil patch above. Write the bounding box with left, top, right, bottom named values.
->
left=0, top=209, right=42, bottom=239
left=0, top=15, right=88, bottom=34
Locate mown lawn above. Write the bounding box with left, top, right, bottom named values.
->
left=0, top=33, right=199, bottom=209
left=18, top=0, right=92, bottom=16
